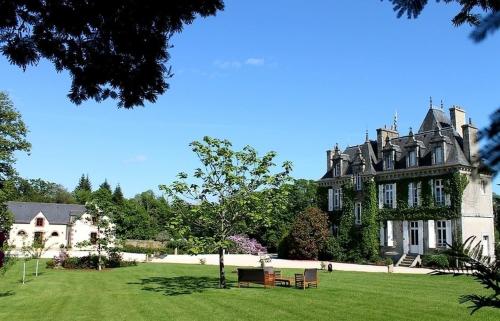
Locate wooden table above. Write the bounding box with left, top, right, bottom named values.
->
left=275, top=276, right=294, bottom=287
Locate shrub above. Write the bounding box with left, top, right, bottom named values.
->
left=320, top=237, right=345, bottom=261
left=199, top=258, right=206, bottom=265
left=46, top=259, right=56, bottom=269
left=421, top=254, right=449, bottom=268
left=286, top=207, right=330, bottom=260
left=227, top=234, right=267, bottom=255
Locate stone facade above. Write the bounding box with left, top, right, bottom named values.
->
left=319, top=105, right=495, bottom=260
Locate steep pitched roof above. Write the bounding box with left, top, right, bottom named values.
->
left=418, top=108, right=452, bottom=133
left=6, top=201, right=85, bottom=225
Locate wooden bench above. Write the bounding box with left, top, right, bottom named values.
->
left=237, top=267, right=275, bottom=288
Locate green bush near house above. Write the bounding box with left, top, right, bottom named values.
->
left=421, top=254, right=450, bottom=268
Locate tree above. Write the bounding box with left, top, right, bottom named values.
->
left=75, top=174, right=92, bottom=192
left=160, top=136, right=292, bottom=288
left=99, top=179, right=112, bottom=193
left=112, top=185, right=124, bottom=205
left=0, top=92, right=31, bottom=181
left=73, top=174, right=92, bottom=204
left=77, top=189, right=116, bottom=271
left=0, top=91, right=30, bottom=269
left=284, top=207, right=330, bottom=260
left=0, top=1, right=224, bottom=108
left=7, top=177, right=76, bottom=203
left=386, top=0, right=499, bottom=42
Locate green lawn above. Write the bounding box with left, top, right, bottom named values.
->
left=0, top=261, right=498, bottom=321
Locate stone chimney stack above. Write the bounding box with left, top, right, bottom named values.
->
left=326, top=149, right=333, bottom=171
left=462, top=118, right=479, bottom=166
left=376, top=127, right=399, bottom=160
left=449, top=106, right=466, bottom=136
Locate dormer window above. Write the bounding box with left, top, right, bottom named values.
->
left=384, top=152, right=394, bottom=170
left=333, top=162, right=341, bottom=177
left=407, top=149, right=417, bottom=167
left=433, top=145, right=444, bottom=164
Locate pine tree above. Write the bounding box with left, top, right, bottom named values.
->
left=112, top=185, right=124, bottom=204
left=99, top=179, right=112, bottom=193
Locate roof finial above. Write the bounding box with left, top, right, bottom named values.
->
left=429, top=96, right=433, bottom=109
left=409, top=127, right=413, bottom=136
left=365, top=129, right=369, bottom=142
left=440, top=99, right=444, bottom=109
left=393, top=111, right=398, bottom=131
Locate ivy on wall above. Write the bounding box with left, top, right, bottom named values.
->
left=379, top=173, right=468, bottom=221
left=328, top=172, right=468, bottom=260
left=360, top=179, right=379, bottom=260
left=338, top=181, right=355, bottom=251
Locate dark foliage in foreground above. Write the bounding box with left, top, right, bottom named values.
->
left=432, top=236, right=500, bottom=314
left=0, top=1, right=224, bottom=107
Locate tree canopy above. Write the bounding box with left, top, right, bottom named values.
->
left=386, top=0, right=499, bottom=42
left=0, top=1, right=225, bottom=108
left=0, top=91, right=31, bottom=181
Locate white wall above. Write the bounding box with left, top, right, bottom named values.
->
left=461, top=216, right=496, bottom=259
left=8, top=212, right=112, bottom=250
left=461, top=173, right=493, bottom=217
left=8, top=212, right=67, bottom=249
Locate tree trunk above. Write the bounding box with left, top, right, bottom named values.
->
left=218, top=247, right=226, bottom=289
left=0, top=231, right=5, bottom=268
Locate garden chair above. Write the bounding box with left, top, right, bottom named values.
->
left=295, top=268, right=318, bottom=289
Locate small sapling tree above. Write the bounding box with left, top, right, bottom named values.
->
left=160, top=136, right=292, bottom=288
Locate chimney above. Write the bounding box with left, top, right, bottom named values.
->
left=450, top=106, right=466, bottom=136
left=376, top=127, right=399, bottom=160
left=462, top=118, right=479, bottom=166
left=326, top=149, right=333, bottom=171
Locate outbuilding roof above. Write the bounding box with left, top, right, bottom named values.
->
left=6, top=201, right=86, bottom=225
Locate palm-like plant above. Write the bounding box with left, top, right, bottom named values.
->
left=433, top=236, right=499, bottom=313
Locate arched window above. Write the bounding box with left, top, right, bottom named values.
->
left=51, top=231, right=59, bottom=237
left=17, top=230, right=27, bottom=236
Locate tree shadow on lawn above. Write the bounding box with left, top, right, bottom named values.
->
left=0, top=291, right=14, bottom=298
left=129, top=276, right=236, bottom=296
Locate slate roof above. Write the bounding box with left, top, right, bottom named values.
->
left=6, top=201, right=86, bottom=225
left=320, top=108, right=472, bottom=180
left=418, top=108, right=452, bottom=133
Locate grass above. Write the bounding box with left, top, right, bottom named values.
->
left=0, top=261, right=499, bottom=321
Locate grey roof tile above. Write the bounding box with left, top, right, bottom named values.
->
left=6, top=201, right=86, bottom=225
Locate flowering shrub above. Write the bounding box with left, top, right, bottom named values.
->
left=53, top=249, right=69, bottom=267
left=228, top=235, right=267, bottom=255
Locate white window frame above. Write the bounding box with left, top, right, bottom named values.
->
left=407, top=149, right=417, bottom=167
left=433, top=145, right=444, bottom=165
left=333, top=162, right=341, bottom=177
left=384, top=151, right=394, bottom=170
left=481, top=180, right=487, bottom=195
left=436, top=220, right=447, bottom=247
left=435, top=179, right=445, bottom=206
left=408, top=182, right=420, bottom=208
left=333, top=188, right=342, bottom=210
left=384, top=184, right=394, bottom=208
left=355, top=174, right=362, bottom=191
left=355, top=202, right=362, bottom=225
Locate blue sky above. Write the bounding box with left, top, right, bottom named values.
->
left=1, top=0, right=499, bottom=197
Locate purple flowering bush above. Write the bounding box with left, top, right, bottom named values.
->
left=228, top=234, right=267, bottom=255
